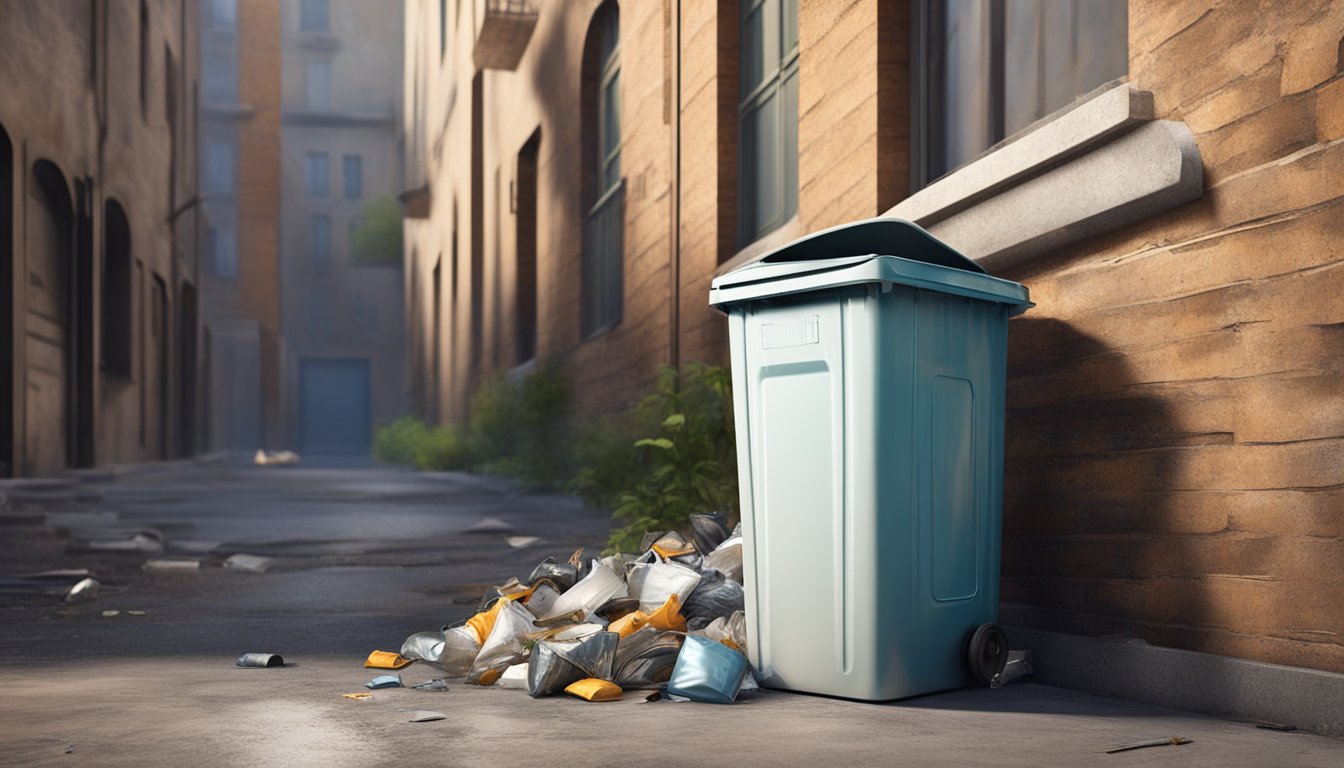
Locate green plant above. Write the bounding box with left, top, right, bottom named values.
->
left=573, top=363, right=739, bottom=554
left=467, top=365, right=573, bottom=489
left=414, top=424, right=469, bottom=470
left=350, top=196, right=404, bottom=265
left=373, top=416, right=430, bottom=465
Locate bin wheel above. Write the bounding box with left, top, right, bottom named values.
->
left=965, top=622, right=1008, bottom=687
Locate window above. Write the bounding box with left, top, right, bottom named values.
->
left=204, top=139, right=236, bottom=194
left=208, top=225, right=238, bottom=278
left=342, top=155, right=362, bottom=199
left=306, top=60, right=331, bottom=111
left=738, top=0, right=798, bottom=246
left=914, top=0, right=1128, bottom=186
left=581, top=1, right=623, bottom=338
left=300, top=0, right=329, bottom=32
left=311, top=214, right=331, bottom=272
left=102, top=201, right=133, bottom=376
left=305, top=152, right=329, bottom=197
left=203, top=42, right=238, bottom=102
left=205, top=0, right=237, bottom=29
left=515, top=129, right=540, bottom=364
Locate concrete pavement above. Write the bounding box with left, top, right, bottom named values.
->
left=0, top=462, right=1341, bottom=766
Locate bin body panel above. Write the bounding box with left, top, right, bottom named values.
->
left=728, top=280, right=1011, bottom=701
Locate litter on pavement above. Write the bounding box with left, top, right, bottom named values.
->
left=253, top=449, right=300, bottom=466
left=343, top=692, right=373, bottom=700
left=366, top=675, right=403, bottom=689
left=388, top=517, right=758, bottom=705
left=1105, top=737, right=1192, bottom=754
left=410, top=678, right=450, bottom=691
left=404, top=710, right=447, bottom=722
left=236, top=652, right=285, bottom=668
left=223, top=554, right=275, bottom=573
left=365, top=650, right=413, bottom=669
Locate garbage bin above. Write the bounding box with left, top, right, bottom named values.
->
left=708, top=218, right=1032, bottom=701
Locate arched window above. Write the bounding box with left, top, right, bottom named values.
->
left=580, top=0, right=623, bottom=339
left=102, top=200, right=133, bottom=377
left=738, top=0, right=798, bottom=246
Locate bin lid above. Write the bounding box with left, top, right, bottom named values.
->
left=709, top=218, right=1031, bottom=314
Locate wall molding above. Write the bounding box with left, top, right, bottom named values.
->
left=884, top=83, right=1203, bottom=273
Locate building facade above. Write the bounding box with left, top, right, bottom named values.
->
left=1, top=0, right=204, bottom=477
left=199, top=0, right=284, bottom=453
left=277, top=0, right=406, bottom=455
left=403, top=0, right=1344, bottom=678
left=198, top=0, right=406, bottom=456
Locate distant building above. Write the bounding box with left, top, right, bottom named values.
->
left=277, top=0, right=406, bottom=456
left=400, top=0, right=1344, bottom=682
left=199, top=0, right=284, bottom=453
left=198, top=0, right=405, bottom=456
left=0, top=0, right=204, bottom=476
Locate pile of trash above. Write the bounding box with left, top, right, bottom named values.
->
left=382, top=512, right=753, bottom=703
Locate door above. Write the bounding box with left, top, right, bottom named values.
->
left=298, top=358, right=371, bottom=454
left=24, top=161, right=72, bottom=476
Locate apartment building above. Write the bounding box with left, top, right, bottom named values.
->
left=198, top=0, right=406, bottom=456
left=401, top=0, right=1344, bottom=686
left=1, top=0, right=204, bottom=476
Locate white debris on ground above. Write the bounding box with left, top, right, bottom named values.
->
left=381, top=513, right=752, bottom=703
left=253, top=449, right=300, bottom=466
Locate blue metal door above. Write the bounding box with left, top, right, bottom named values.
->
left=299, top=358, right=371, bottom=454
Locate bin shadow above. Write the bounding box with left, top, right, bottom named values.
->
left=997, top=317, right=1248, bottom=665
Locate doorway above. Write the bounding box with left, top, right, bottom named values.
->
left=298, top=358, right=371, bottom=455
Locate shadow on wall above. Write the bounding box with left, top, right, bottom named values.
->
left=998, top=317, right=1259, bottom=659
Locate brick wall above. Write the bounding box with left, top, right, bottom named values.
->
left=999, top=0, right=1344, bottom=673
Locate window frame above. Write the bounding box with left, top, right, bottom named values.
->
left=300, top=0, right=330, bottom=33
left=305, top=151, right=330, bottom=198
left=581, top=2, right=624, bottom=341
left=736, top=0, right=799, bottom=248
left=911, top=0, right=1128, bottom=189
left=306, top=59, right=332, bottom=111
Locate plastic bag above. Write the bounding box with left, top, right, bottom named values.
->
left=466, top=599, right=536, bottom=684
left=538, top=560, right=627, bottom=622
left=527, top=631, right=619, bottom=697
left=627, top=561, right=702, bottom=613
left=666, top=634, right=749, bottom=704
left=437, top=625, right=483, bottom=676
left=697, top=610, right=747, bottom=653
left=703, top=534, right=743, bottom=583
left=613, top=627, right=683, bottom=688
left=527, top=557, right=579, bottom=592
left=683, top=569, right=745, bottom=630
left=400, top=631, right=445, bottom=664
left=690, top=513, right=730, bottom=555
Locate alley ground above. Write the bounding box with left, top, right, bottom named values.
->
left=0, top=461, right=1340, bottom=767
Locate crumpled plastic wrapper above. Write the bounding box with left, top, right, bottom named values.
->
left=466, top=599, right=536, bottom=683
left=538, top=560, right=626, bottom=622
left=527, top=631, right=619, bottom=697
left=613, top=627, right=683, bottom=688
left=666, top=634, right=749, bottom=704
left=627, top=561, right=702, bottom=613
left=689, top=513, right=730, bottom=556
left=682, top=570, right=745, bottom=630
left=702, top=533, right=743, bottom=583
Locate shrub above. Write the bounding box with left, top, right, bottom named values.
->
left=468, top=365, right=573, bottom=488
left=414, top=424, right=470, bottom=470
left=572, top=363, right=739, bottom=554
left=373, top=416, right=430, bottom=465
